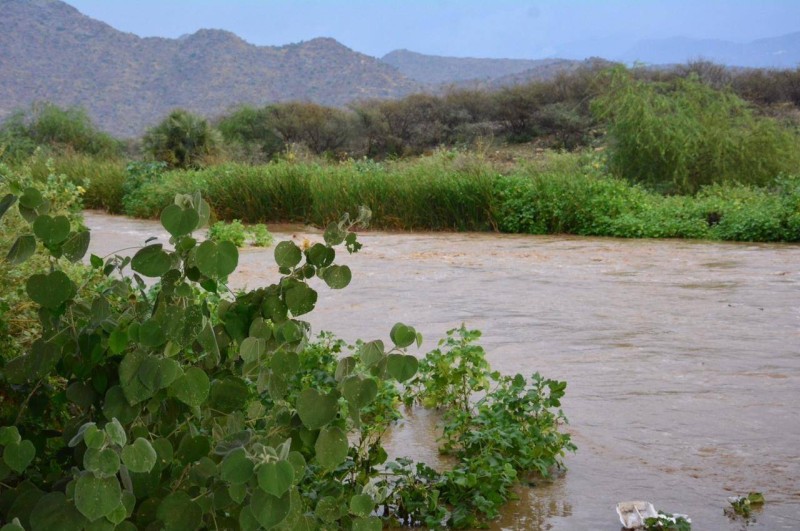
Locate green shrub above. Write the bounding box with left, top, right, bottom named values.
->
left=208, top=219, right=247, bottom=246
left=593, top=68, right=800, bottom=193
left=142, top=109, right=221, bottom=169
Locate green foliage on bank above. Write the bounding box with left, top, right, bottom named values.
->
left=0, top=173, right=575, bottom=528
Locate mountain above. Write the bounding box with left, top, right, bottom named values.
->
left=620, top=32, right=800, bottom=68
left=380, top=49, right=572, bottom=86
left=0, top=0, right=421, bottom=137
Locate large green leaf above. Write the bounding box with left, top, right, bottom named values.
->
left=349, top=494, right=374, bottom=517
left=387, top=354, right=419, bottom=383
left=102, top=386, right=140, bottom=424
left=296, top=389, right=339, bottom=430
left=83, top=448, right=120, bottom=478
left=169, top=367, right=210, bottom=407
left=323, top=222, right=346, bottom=246
left=131, top=244, right=171, bottom=278
left=315, top=496, right=344, bottom=524
left=26, top=270, right=76, bottom=308
left=195, top=240, right=238, bottom=278
left=342, top=376, right=378, bottom=410
left=6, top=235, right=36, bottom=265
left=305, top=243, right=335, bottom=267
left=157, top=492, right=202, bottom=531
left=239, top=337, right=265, bottom=364
left=2, top=440, right=35, bottom=473
left=63, top=231, right=91, bottom=262
left=210, top=377, right=249, bottom=414
left=0, top=193, right=16, bottom=220
left=352, top=516, right=382, bottom=531
left=315, top=426, right=348, bottom=470
left=74, top=475, right=122, bottom=522
left=256, top=460, right=294, bottom=497
left=19, top=187, right=43, bottom=209
left=249, top=490, right=290, bottom=529
left=29, top=492, right=86, bottom=531
left=322, top=265, right=352, bottom=289
left=121, top=438, right=157, bottom=473
left=220, top=448, right=254, bottom=485
left=274, top=241, right=302, bottom=268
left=284, top=282, right=317, bottom=316
left=32, top=214, right=70, bottom=246
left=160, top=204, right=199, bottom=238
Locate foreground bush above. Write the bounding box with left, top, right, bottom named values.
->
left=0, top=185, right=574, bottom=528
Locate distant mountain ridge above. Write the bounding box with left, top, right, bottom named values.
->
left=0, top=0, right=421, bottom=137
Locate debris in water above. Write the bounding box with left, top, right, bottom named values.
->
left=616, top=501, right=691, bottom=529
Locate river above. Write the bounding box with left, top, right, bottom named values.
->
left=85, top=211, right=800, bottom=530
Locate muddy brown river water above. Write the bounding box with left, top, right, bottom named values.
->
left=84, top=211, right=800, bottom=530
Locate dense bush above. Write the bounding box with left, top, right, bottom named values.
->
left=0, top=104, right=120, bottom=163
left=593, top=68, right=800, bottom=193
left=142, top=109, right=221, bottom=169
left=217, top=106, right=285, bottom=163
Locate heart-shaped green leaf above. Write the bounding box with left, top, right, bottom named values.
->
left=284, top=283, right=317, bottom=316
left=33, top=214, right=70, bottom=246
left=387, top=354, right=419, bottom=382
left=305, top=243, right=335, bottom=267
left=26, top=270, right=76, bottom=308
left=342, top=376, right=378, bottom=410
left=296, top=389, right=339, bottom=430
left=30, top=492, right=87, bottom=531
left=359, top=340, right=384, bottom=367
left=315, top=426, right=348, bottom=470
left=257, top=460, right=294, bottom=497
left=121, top=437, right=157, bottom=473
left=390, top=322, right=417, bottom=348
left=335, top=356, right=357, bottom=382
left=322, top=265, right=351, bottom=289
left=83, top=448, right=120, bottom=477
left=352, top=516, right=382, bottom=531
left=157, top=492, right=202, bottom=531
left=3, top=440, right=35, bottom=473
left=0, top=426, right=21, bottom=446
left=19, top=187, right=43, bottom=209
left=349, top=494, right=374, bottom=517
left=161, top=204, right=199, bottom=238
left=323, top=222, right=346, bottom=246
left=220, top=447, right=254, bottom=485
left=250, top=490, right=291, bottom=529
left=195, top=240, right=238, bottom=278
left=274, top=241, right=302, bottom=268
left=74, top=475, right=122, bottom=522
left=210, top=377, right=250, bottom=414
left=131, top=244, right=172, bottom=278
left=104, top=419, right=127, bottom=447
left=170, top=367, right=210, bottom=407
left=6, top=234, right=36, bottom=265
left=63, top=231, right=91, bottom=262
left=315, top=496, right=344, bottom=524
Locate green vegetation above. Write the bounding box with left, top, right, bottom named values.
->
left=142, top=109, right=221, bottom=169
left=0, top=175, right=574, bottom=528
left=208, top=220, right=275, bottom=248
left=593, top=69, right=800, bottom=194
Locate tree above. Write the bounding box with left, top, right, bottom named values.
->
left=143, top=109, right=220, bottom=168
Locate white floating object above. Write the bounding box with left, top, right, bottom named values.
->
left=616, top=501, right=658, bottom=529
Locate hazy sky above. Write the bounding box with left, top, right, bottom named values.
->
left=63, top=0, right=800, bottom=59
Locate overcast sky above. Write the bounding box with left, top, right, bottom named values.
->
left=63, top=0, right=800, bottom=59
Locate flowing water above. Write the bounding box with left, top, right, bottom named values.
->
left=85, top=212, right=800, bottom=530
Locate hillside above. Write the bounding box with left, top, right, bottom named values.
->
left=0, top=0, right=421, bottom=137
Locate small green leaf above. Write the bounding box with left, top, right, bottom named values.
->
left=220, top=447, right=254, bottom=485
left=239, top=337, right=265, bottom=363
left=257, top=460, right=294, bottom=497
left=195, top=240, right=238, bottom=278
left=161, top=204, right=199, bottom=238
left=387, top=354, right=419, bottom=382
left=63, top=231, right=91, bottom=262
left=323, top=222, right=346, bottom=246
left=359, top=341, right=384, bottom=367
left=104, top=419, right=127, bottom=447
left=108, top=328, right=128, bottom=354
left=322, top=265, right=351, bottom=289
left=315, top=426, right=348, bottom=470
left=296, top=389, right=339, bottom=430
left=390, top=322, right=417, bottom=348
left=0, top=426, right=21, bottom=446
left=349, top=494, right=374, bottom=517
left=274, top=241, right=302, bottom=268
left=84, top=425, right=106, bottom=449
left=26, top=270, right=76, bottom=308
left=335, top=356, right=357, bottom=382
left=33, top=214, right=70, bottom=246
left=305, top=243, right=334, bottom=267
left=6, top=234, right=36, bottom=264
left=121, top=438, right=157, bottom=473
left=102, top=386, right=140, bottom=425
left=3, top=440, right=35, bottom=473
left=74, top=475, right=122, bottom=522
left=170, top=367, right=210, bottom=407
left=131, top=244, right=172, bottom=277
